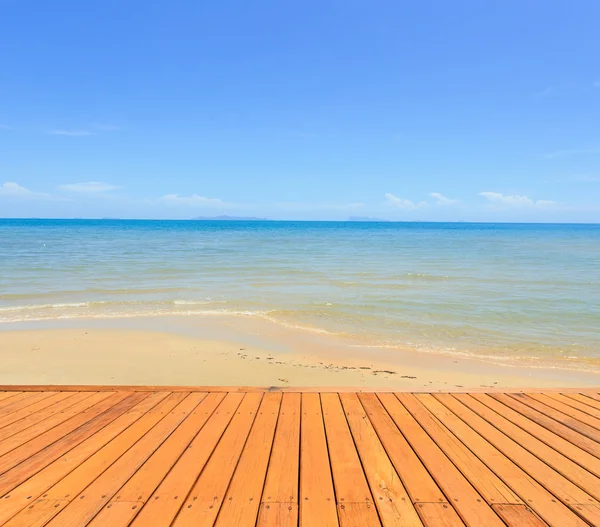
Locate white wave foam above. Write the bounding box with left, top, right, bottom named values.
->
left=0, top=302, right=90, bottom=312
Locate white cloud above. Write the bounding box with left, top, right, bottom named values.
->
left=430, top=192, right=458, bottom=205
left=275, top=202, right=364, bottom=212
left=48, top=129, right=93, bottom=137
left=0, top=182, right=52, bottom=199
left=159, top=194, right=229, bottom=207
left=544, top=147, right=600, bottom=158
left=59, top=181, right=120, bottom=193
left=479, top=192, right=554, bottom=208
left=0, top=182, right=33, bottom=196
left=385, top=193, right=427, bottom=210
left=47, top=123, right=120, bottom=137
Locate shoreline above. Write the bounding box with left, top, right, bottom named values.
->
left=1, top=307, right=599, bottom=374
left=1, top=315, right=599, bottom=389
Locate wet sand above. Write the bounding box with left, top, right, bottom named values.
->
left=1, top=315, right=599, bottom=389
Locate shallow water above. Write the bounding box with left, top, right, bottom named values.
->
left=1, top=219, right=599, bottom=371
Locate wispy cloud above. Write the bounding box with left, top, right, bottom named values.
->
left=430, top=192, right=458, bottom=205
left=159, top=194, right=230, bottom=207
left=385, top=193, right=426, bottom=210
left=535, top=86, right=562, bottom=97
left=0, top=181, right=52, bottom=199
left=275, top=202, right=364, bottom=211
left=479, top=192, right=554, bottom=208
left=0, top=124, right=12, bottom=130
left=59, top=181, right=120, bottom=193
left=535, top=80, right=600, bottom=97
left=49, top=129, right=93, bottom=137
left=47, top=123, right=120, bottom=137
left=544, top=147, right=600, bottom=159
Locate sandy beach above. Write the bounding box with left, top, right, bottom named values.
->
left=2, top=315, right=599, bottom=390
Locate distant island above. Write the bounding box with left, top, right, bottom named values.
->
left=191, top=215, right=272, bottom=221
left=347, top=216, right=390, bottom=222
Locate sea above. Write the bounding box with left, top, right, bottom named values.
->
left=1, top=219, right=599, bottom=372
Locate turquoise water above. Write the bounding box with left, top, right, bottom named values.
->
left=1, top=219, right=599, bottom=371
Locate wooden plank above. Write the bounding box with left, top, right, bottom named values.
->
left=107, top=393, right=223, bottom=504
left=472, top=394, right=600, bottom=478
left=38, top=393, right=187, bottom=501
left=4, top=384, right=600, bottom=393
left=258, top=503, right=299, bottom=527
left=578, top=393, right=600, bottom=406
left=437, top=394, right=598, bottom=506
left=0, top=394, right=35, bottom=413
left=171, top=392, right=263, bottom=527
left=0, top=393, right=58, bottom=420
left=0, top=392, right=91, bottom=443
left=0, top=393, right=75, bottom=432
left=78, top=500, right=143, bottom=527
left=548, top=393, right=600, bottom=419
left=0, top=393, right=21, bottom=405
left=298, top=393, right=339, bottom=527
left=416, top=394, right=587, bottom=527
left=0, top=393, right=154, bottom=527
left=455, top=394, right=600, bottom=501
left=86, top=393, right=224, bottom=527
left=88, top=393, right=225, bottom=527
left=527, top=393, right=600, bottom=431
left=0, top=392, right=125, bottom=476
left=0, top=392, right=102, bottom=455
left=322, top=393, right=380, bottom=527
left=509, top=393, right=600, bottom=444
left=414, top=503, right=465, bottom=527
left=0, top=392, right=151, bottom=498
left=340, top=392, right=423, bottom=527
left=0, top=385, right=415, bottom=393
left=0, top=392, right=162, bottom=525
left=321, top=394, right=373, bottom=503
left=337, top=502, right=382, bottom=527
left=562, top=393, right=600, bottom=412
left=490, top=394, right=600, bottom=458
left=398, top=394, right=522, bottom=506
left=38, top=392, right=203, bottom=527
left=129, top=392, right=244, bottom=527
left=261, top=393, right=301, bottom=505
left=359, top=393, right=446, bottom=505
left=3, top=498, right=68, bottom=527
left=492, top=504, right=548, bottom=527
left=376, top=394, right=504, bottom=527
left=214, top=393, right=282, bottom=527
left=0, top=385, right=275, bottom=393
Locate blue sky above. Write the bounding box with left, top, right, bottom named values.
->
left=1, top=0, right=599, bottom=221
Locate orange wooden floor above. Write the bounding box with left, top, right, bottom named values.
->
left=1, top=388, right=600, bottom=526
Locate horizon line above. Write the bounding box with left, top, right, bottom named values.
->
left=1, top=217, right=599, bottom=225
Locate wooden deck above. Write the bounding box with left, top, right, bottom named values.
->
left=1, top=388, right=600, bottom=526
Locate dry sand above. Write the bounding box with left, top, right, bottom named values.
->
left=1, top=315, right=599, bottom=390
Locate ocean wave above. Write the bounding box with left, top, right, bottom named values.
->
left=0, top=302, right=92, bottom=312
left=0, top=307, right=267, bottom=324
left=0, top=301, right=340, bottom=337
left=348, top=341, right=600, bottom=373
left=0, top=299, right=228, bottom=313
left=1, top=299, right=599, bottom=374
